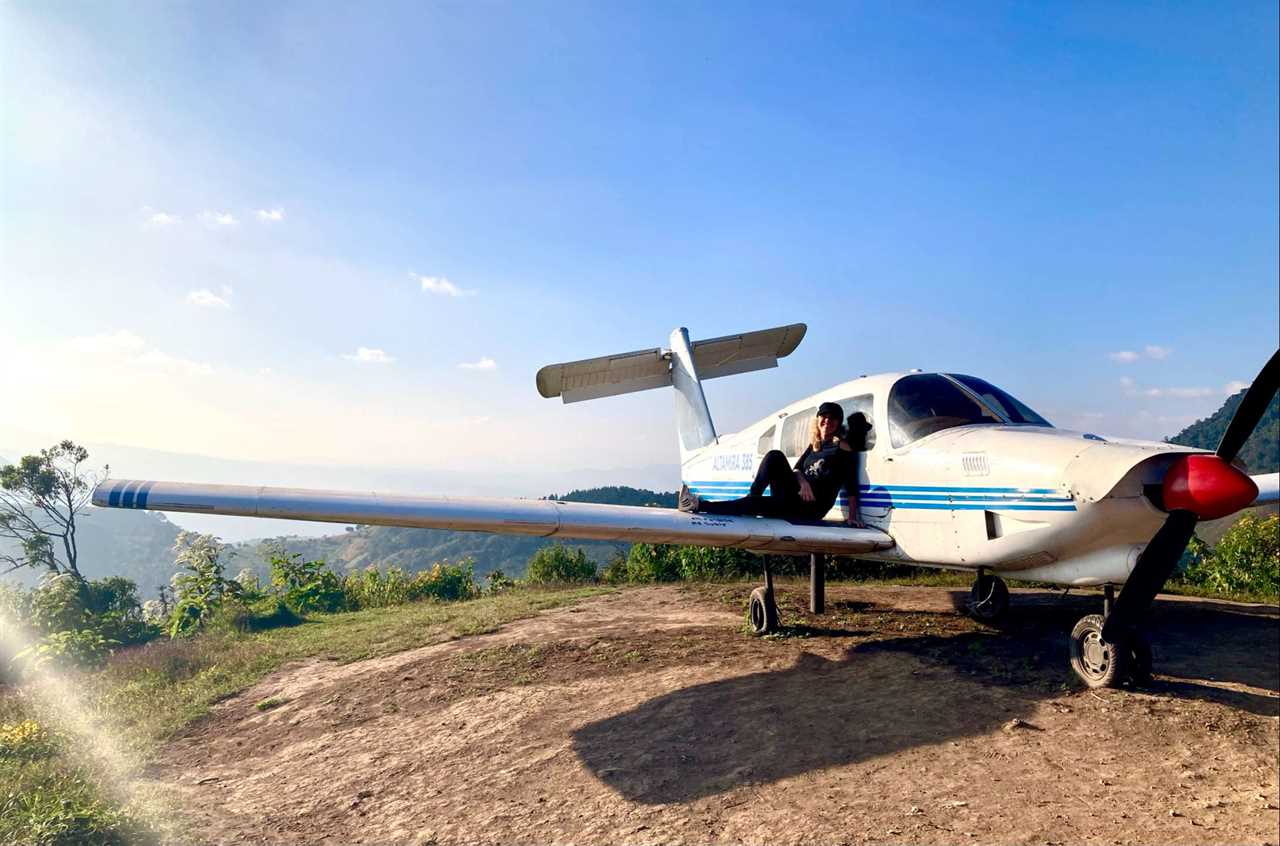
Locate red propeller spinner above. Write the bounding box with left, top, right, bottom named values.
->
left=1161, top=454, right=1259, bottom=521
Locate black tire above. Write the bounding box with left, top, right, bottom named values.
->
left=968, top=574, right=1009, bottom=623
left=1127, top=633, right=1153, bottom=686
left=748, top=587, right=779, bottom=635
left=1069, top=614, right=1130, bottom=688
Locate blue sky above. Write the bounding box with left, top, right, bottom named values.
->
left=2, top=2, right=1277, bottom=531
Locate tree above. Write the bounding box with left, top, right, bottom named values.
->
left=0, top=440, right=106, bottom=582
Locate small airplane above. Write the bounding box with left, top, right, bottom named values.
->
left=94, top=324, right=1279, bottom=688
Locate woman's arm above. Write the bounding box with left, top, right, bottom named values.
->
left=840, top=442, right=863, bottom=527
left=794, top=446, right=815, bottom=502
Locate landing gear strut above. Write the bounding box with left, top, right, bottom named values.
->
left=967, top=568, right=1009, bottom=623
left=748, top=557, right=779, bottom=635
left=1068, top=585, right=1152, bottom=688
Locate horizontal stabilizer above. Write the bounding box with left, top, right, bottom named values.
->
left=93, top=478, right=893, bottom=556
left=536, top=323, right=806, bottom=403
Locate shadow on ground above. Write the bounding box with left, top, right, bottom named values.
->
left=572, top=590, right=1278, bottom=804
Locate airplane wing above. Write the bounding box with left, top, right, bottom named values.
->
left=92, top=479, right=895, bottom=556
left=1251, top=472, right=1279, bottom=506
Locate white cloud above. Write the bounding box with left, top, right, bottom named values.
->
left=145, top=211, right=179, bottom=228
left=1142, top=386, right=1214, bottom=399
left=459, top=356, right=497, bottom=371
left=186, top=288, right=230, bottom=309
left=412, top=273, right=474, bottom=297
left=199, top=211, right=239, bottom=227
left=343, top=347, right=395, bottom=364
left=63, top=331, right=213, bottom=375
left=1108, top=345, right=1172, bottom=363
left=255, top=208, right=285, bottom=222
left=1121, top=375, right=1214, bottom=399
left=1223, top=380, right=1251, bottom=396
left=133, top=349, right=215, bottom=376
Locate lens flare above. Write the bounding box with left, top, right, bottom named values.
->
left=0, top=606, right=176, bottom=837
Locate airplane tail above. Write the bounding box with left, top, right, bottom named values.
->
left=536, top=323, right=807, bottom=464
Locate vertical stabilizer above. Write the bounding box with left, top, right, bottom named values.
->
left=669, top=327, right=717, bottom=462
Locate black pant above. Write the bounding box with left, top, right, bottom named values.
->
left=698, top=450, right=826, bottom=521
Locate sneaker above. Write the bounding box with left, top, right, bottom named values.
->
left=678, top=484, right=701, bottom=513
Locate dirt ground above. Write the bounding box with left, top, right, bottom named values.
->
left=148, top=584, right=1280, bottom=845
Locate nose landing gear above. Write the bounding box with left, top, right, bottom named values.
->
left=1068, top=585, right=1152, bottom=688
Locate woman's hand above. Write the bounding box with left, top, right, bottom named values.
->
left=797, top=475, right=815, bottom=502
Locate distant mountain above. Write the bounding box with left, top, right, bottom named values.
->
left=0, top=506, right=182, bottom=595
left=225, top=486, right=677, bottom=581
left=1168, top=390, right=1279, bottom=474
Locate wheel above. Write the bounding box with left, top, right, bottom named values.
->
left=748, top=587, right=779, bottom=635
left=1069, top=614, right=1130, bottom=688
left=1127, top=633, right=1153, bottom=686
left=968, top=574, right=1009, bottom=623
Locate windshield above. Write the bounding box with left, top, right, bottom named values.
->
left=947, top=374, right=1052, bottom=426
left=888, top=374, right=1004, bottom=448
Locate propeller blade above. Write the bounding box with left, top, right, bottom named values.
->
left=1101, top=510, right=1197, bottom=644
left=1216, top=349, right=1280, bottom=463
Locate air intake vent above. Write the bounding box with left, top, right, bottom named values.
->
left=962, top=452, right=990, bottom=476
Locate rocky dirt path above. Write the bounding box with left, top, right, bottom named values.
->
left=149, top=584, right=1279, bottom=845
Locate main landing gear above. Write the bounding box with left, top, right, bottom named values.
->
left=1068, top=585, right=1153, bottom=689
left=746, top=553, right=828, bottom=635
left=748, top=557, right=780, bottom=635
left=967, top=568, right=1009, bottom=623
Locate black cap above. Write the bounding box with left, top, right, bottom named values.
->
left=816, top=401, right=844, bottom=420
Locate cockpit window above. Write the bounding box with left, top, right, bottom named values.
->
left=888, top=374, right=1003, bottom=448
left=946, top=374, right=1052, bottom=427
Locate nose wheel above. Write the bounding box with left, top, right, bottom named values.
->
left=1068, top=586, right=1153, bottom=688
left=968, top=570, right=1009, bottom=623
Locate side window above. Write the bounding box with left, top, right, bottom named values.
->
left=756, top=425, right=776, bottom=455
left=780, top=408, right=815, bottom=458
left=835, top=394, right=877, bottom=450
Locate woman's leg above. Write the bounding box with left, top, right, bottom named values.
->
left=698, top=451, right=800, bottom=516
left=750, top=450, right=800, bottom=498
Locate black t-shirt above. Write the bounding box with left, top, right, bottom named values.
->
left=795, top=441, right=857, bottom=514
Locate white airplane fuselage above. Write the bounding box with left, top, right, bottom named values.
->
left=682, top=371, right=1203, bottom=586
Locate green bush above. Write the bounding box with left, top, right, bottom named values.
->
left=615, top=544, right=761, bottom=583
left=4, top=576, right=157, bottom=673
left=485, top=569, right=516, bottom=594
left=619, top=544, right=680, bottom=583
left=207, top=596, right=302, bottom=633
left=1179, top=514, right=1279, bottom=598
left=416, top=560, right=477, bottom=601
left=525, top=544, right=596, bottom=583
left=268, top=551, right=346, bottom=614
left=14, top=629, right=116, bottom=671
left=340, top=560, right=477, bottom=610
left=169, top=532, right=242, bottom=638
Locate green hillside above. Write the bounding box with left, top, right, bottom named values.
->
left=1168, top=389, right=1279, bottom=474
left=0, top=505, right=182, bottom=593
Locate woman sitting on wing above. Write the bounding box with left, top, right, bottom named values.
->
left=679, top=402, right=867, bottom=527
